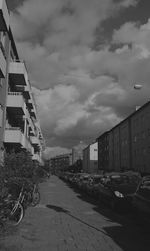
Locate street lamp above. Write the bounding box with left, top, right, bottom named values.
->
left=134, top=84, right=143, bottom=90
left=133, top=84, right=143, bottom=110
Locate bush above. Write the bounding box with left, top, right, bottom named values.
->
left=0, top=151, right=35, bottom=180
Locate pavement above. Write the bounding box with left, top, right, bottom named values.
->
left=0, top=175, right=149, bottom=251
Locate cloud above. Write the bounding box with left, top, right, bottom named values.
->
left=9, top=0, right=144, bottom=158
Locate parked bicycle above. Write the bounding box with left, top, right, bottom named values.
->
left=0, top=184, right=24, bottom=226
left=0, top=177, right=40, bottom=227
left=24, top=181, right=40, bottom=207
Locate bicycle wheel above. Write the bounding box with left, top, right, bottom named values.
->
left=8, top=203, right=24, bottom=226
left=31, top=192, right=40, bottom=207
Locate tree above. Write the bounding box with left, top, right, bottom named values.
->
left=0, top=150, right=35, bottom=180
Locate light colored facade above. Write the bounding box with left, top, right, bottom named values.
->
left=83, top=142, right=98, bottom=173
left=72, top=142, right=86, bottom=164
left=0, top=0, right=10, bottom=163
left=0, top=0, right=44, bottom=165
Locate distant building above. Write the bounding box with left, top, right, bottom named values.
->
left=72, top=142, right=85, bottom=164
left=50, top=153, right=72, bottom=173
left=83, top=142, right=98, bottom=173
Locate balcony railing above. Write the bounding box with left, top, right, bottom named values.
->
left=4, top=127, right=25, bottom=147
left=9, top=60, right=28, bottom=86
left=7, top=92, right=26, bottom=115
left=0, top=0, right=9, bottom=31
left=25, top=108, right=35, bottom=135
left=30, top=136, right=39, bottom=145
left=32, top=153, right=41, bottom=162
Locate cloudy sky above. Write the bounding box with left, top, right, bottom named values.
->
left=7, top=0, right=150, bottom=158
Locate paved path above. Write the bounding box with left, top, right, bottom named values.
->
left=0, top=175, right=149, bottom=251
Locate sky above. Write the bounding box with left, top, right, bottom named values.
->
left=6, top=0, right=150, bottom=158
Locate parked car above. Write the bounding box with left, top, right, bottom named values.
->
left=77, top=173, right=90, bottom=190
left=71, top=173, right=82, bottom=187
left=131, top=176, right=150, bottom=216
left=86, top=174, right=103, bottom=197
left=97, top=172, right=141, bottom=211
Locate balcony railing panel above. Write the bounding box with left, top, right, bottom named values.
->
left=0, top=0, right=9, bottom=31
left=32, top=153, right=40, bottom=162
left=30, top=136, right=39, bottom=145
left=4, top=128, right=25, bottom=146
left=7, top=92, right=26, bottom=115
left=9, top=61, right=28, bottom=86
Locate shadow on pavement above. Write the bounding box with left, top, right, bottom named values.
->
left=46, top=204, right=69, bottom=213
left=75, top=192, right=150, bottom=251
left=46, top=204, right=106, bottom=235
left=102, top=224, right=150, bottom=251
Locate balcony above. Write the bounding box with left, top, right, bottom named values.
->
left=7, top=92, right=26, bottom=115
left=27, top=99, right=34, bottom=109
left=23, top=85, right=32, bottom=99
left=0, top=44, right=6, bottom=77
left=9, top=61, right=28, bottom=86
left=30, top=108, right=36, bottom=119
left=30, top=136, right=39, bottom=145
left=22, top=137, right=33, bottom=154
left=32, top=153, right=40, bottom=162
left=4, top=127, right=25, bottom=147
left=25, top=108, right=35, bottom=136
left=0, top=0, right=9, bottom=31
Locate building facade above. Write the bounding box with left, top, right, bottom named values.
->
left=97, top=101, right=150, bottom=175
left=83, top=142, right=98, bottom=173
left=50, top=153, right=72, bottom=174
left=97, top=132, right=109, bottom=172
left=72, top=142, right=86, bottom=164
left=0, top=0, right=44, bottom=164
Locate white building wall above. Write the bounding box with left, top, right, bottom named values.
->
left=83, top=142, right=98, bottom=174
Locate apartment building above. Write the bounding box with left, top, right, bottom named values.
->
left=0, top=0, right=44, bottom=164
left=97, top=101, right=150, bottom=174
left=83, top=142, right=98, bottom=173
left=50, top=153, right=72, bottom=173
left=109, top=118, right=131, bottom=172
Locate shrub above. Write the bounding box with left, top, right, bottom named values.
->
left=0, top=150, right=35, bottom=180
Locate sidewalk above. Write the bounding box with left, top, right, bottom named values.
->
left=0, top=176, right=149, bottom=251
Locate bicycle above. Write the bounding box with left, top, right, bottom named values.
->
left=0, top=185, right=24, bottom=226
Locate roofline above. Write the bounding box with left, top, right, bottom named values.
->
left=97, top=100, right=150, bottom=138
left=110, top=100, right=150, bottom=132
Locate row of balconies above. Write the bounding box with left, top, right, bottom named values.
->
left=0, top=0, right=44, bottom=163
